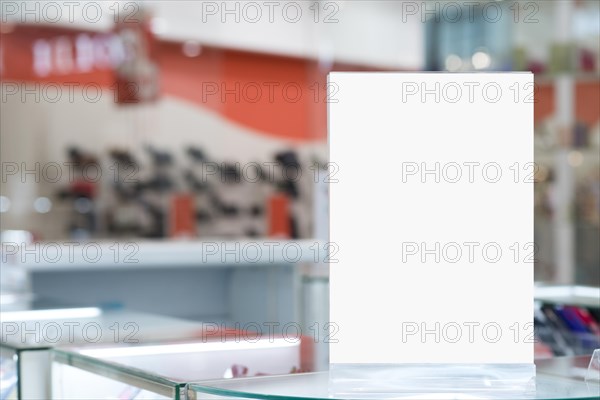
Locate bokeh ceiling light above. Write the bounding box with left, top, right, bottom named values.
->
left=568, top=150, right=584, bottom=167
left=182, top=40, right=202, bottom=57
left=33, top=197, right=52, bottom=213
left=472, top=51, right=492, bottom=70
left=445, top=54, right=462, bottom=72
left=0, top=196, right=10, bottom=213
left=150, top=17, right=168, bottom=35
left=0, top=24, right=15, bottom=34
left=74, top=197, right=93, bottom=214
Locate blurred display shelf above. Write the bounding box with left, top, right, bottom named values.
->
left=0, top=303, right=203, bottom=400
left=187, top=356, right=600, bottom=400
left=535, top=285, right=600, bottom=308
left=1, top=239, right=323, bottom=324
left=1, top=239, right=321, bottom=271
left=51, top=338, right=300, bottom=399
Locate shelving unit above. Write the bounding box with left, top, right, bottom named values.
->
left=1, top=240, right=322, bottom=326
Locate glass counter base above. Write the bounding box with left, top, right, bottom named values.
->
left=330, top=363, right=536, bottom=398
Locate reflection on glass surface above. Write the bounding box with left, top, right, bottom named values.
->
left=79, top=338, right=297, bottom=358
left=188, top=357, right=600, bottom=400
left=0, top=352, right=18, bottom=400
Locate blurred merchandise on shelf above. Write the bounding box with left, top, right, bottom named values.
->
left=534, top=286, right=600, bottom=358
left=35, top=145, right=324, bottom=240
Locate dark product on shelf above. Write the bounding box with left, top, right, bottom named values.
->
left=107, top=149, right=144, bottom=235
left=184, top=170, right=210, bottom=193
left=106, top=147, right=173, bottom=238
left=535, top=307, right=571, bottom=357
left=579, top=48, right=597, bottom=72
left=184, top=150, right=214, bottom=226
left=572, top=122, right=589, bottom=148
left=142, top=145, right=175, bottom=192
left=219, top=163, right=242, bottom=184
left=109, top=149, right=140, bottom=196
left=186, top=146, right=208, bottom=163
left=271, top=150, right=302, bottom=238
left=186, top=146, right=246, bottom=184
left=195, top=209, right=212, bottom=222
left=249, top=204, right=263, bottom=217
left=275, top=151, right=300, bottom=199
left=541, top=306, right=568, bottom=330
left=56, top=147, right=99, bottom=238
left=589, top=308, right=600, bottom=324
left=206, top=193, right=237, bottom=218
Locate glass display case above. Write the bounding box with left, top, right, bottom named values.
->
left=52, top=338, right=301, bottom=399
left=187, top=356, right=600, bottom=400
left=0, top=299, right=202, bottom=400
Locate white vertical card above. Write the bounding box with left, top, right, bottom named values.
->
left=329, top=73, right=534, bottom=365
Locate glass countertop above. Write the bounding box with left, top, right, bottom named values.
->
left=53, top=338, right=301, bottom=397
left=188, top=357, right=600, bottom=400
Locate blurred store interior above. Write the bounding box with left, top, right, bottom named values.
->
left=0, top=0, right=599, bottom=394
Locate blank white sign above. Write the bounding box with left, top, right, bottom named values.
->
left=329, top=73, right=534, bottom=364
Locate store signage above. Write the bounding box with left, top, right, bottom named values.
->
left=1, top=21, right=159, bottom=104
left=29, top=33, right=124, bottom=77
left=0, top=25, right=114, bottom=84
left=329, top=73, right=534, bottom=365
